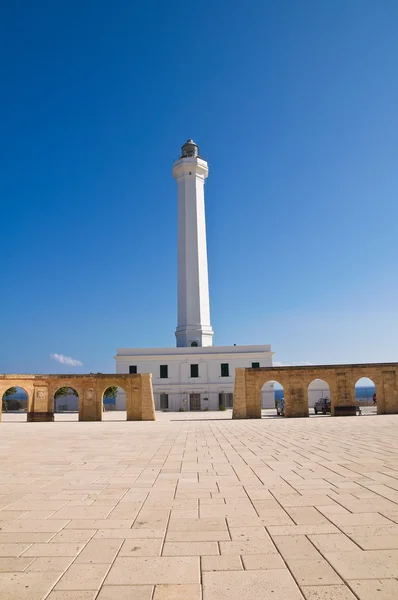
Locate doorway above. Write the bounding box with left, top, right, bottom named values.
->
left=190, top=393, right=201, bottom=411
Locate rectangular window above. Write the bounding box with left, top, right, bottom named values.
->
left=190, top=364, right=199, bottom=378
left=160, top=393, right=169, bottom=410
left=221, top=363, right=229, bottom=377
left=129, top=365, right=137, bottom=374
left=251, top=362, right=260, bottom=369
left=160, top=365, right=168, bottom=379
left=219, top=393, right=234, bottom=408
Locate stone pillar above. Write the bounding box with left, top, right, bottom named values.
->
left=126, top=375, right=155, bottom=421
left=285, top=378, right=308, bottom=417
left=28, top=384, right=53, bottom=422
left=381, top=369, right=398, bottom=414
left=0, top=386, right=4, bottom=422
left=141, top=374, right=155, bottom=421
left=79, top=385, right=102, bottom=421
left=232, top=368, right=248, bottom=419
left=127, top=382, right=141, bottom=421
left=246, top=373, right=261, bottom=419
left=283, top=388, right=293, bottom=418
left=331, top=371, right=356, bottom=416
left=372, top=376, right=385, bottom=415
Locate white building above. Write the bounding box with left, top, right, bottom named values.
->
left=116, top=345, right=273, bottom=411
left=115, top=140, right=273, bottom=411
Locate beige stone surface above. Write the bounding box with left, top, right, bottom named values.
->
left=201, top=555, right=243, bottom=571
left=325, top=549, right=398, bottom=579
left=352, top=534, right=398, bottom=550
left=272, top=535, right=321, bottom=559
left=27, top=556, right=74, bottom=571
left=286, top=558, right=343, bottom=586
left=65, top=519, right=134, bottom=529
left=74, top=539, right=123, bottom=563
left=220, top=539, right=277, bottom=555
left=0, top=543, right=31, bottom=556
left=119, top=538, right=162, bottom=556
left=166, top=530, right=230, bottom=541
left=54, top=564, right=110, bottom=590
left=95, top=528, right=163, bottom=539
left=47, top=593, right=98, bottom=600
left=348, top=578, right=398, bottom=599
left=153, top=583, right=202, bottom=599
left=301, top=585, right=357, bottom=599
left=268, top=524, right=339, bottom=536
left=202, top=569, right=304, bottom=600
left=168, top=517, right=227, bottom=531
left=105, top=556, right=200, bottom=585
left=0, top=532, right=53, bottom=543
left=241, top=553, right=285, bottom=570
left=0, top=411, right=398, bottom=599
left=308, top=534, right=359, bottom=553
left=0, top=557, right=35, bottom=571
left=229, top=526, right=269, bottom=540
left=163, top=541, right=219, bottom=556
left=0, top=571, right=63, bottom=600
left=50, top=530, right=96, bottom=544
left=3, top=520, right=69, bottom=532
left=96, top=586, right=153, bottom=600
left=22, top=543, right=85, bottom=557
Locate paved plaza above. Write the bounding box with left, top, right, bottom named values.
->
left=0, top=412, right=398, bottom=599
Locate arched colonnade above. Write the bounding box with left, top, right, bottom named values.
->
left=0, top=374, right=155, bottom=422
left=233, top=363, right=398, bottom=419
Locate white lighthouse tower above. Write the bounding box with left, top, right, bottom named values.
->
left=115, top=139, right=273, bottom=412
left=173, top=140, right=214, bottom=348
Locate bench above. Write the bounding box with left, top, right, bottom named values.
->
left=334, top=405, right=357, bottom=417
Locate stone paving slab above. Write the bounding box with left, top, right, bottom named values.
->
left=0, top=411, right=397, bottom=598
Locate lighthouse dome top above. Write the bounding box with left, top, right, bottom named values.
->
left=180, top=139, right=200, bottom=159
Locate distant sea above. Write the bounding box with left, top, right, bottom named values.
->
left=6, top=387, right=377, bottom=403
left=275, top=386, right=375, bottom=401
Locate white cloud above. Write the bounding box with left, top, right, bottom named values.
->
left=298, top=361, right=315, bottom=366
left=273, top=361, right=315, bottom=367
left=50, top=353, right=83, bottom=367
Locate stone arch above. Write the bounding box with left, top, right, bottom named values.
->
left=101, top=385, right=127, bottom=419
left=48, top=381, right=83, bottom=422
left=355, top=376, right=377, bottom=412
left=97, top=378, right=137, bottom=421
left=251, top=370, right=292, bottom=418
left=308, top=378, right=331, bottom=414
left=260, top=380, right=285, bottom=416
left=1, top=385, right=30, bottom=419
left=53, top=386, right=80, bottom=416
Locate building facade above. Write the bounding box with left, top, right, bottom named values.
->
left=115, top=345, right=273, bottom=411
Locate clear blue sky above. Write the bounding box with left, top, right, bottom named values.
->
left=1, top=1, right=397, bottom=374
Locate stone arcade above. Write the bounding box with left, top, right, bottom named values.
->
left=0, top=373, right=155, bottom=422
left=233, top=362, right=398, bottom=418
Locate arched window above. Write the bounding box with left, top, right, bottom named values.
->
left=191, top=341, right=198, bottom=347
